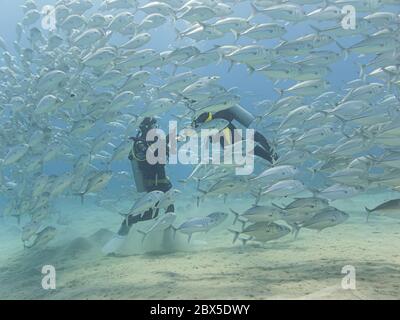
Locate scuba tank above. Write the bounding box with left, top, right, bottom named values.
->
left=229, top=104, right=255, bottom=127
left=129, top=138, right=147, bottom=193
left=128, top=117, right=157, bottom=193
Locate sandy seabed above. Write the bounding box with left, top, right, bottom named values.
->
left=0, top=193, right=399, bottom=300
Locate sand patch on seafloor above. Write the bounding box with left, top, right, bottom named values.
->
left=0, top=194, right=400, bottom=300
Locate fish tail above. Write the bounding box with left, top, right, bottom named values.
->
left=251, top=188, right=262, bottom=205
left=196, top=187, right=207, bottom=207
left=274, top=87, right=284, bottom=98
left=227, top=60, right=234, bottom=72
left=365, top=207, right=373, bottom=222
left=215, top=46, right=224, bottom=65
left=171, top=64, right=178, bottom=76
left=229, top=208, right=241, bottom=225
left=239, top=219, right=247, bottom=232
left=292, top=224, right=301, bottom=240
left=79, top=193, right=84, bottom=205
left=171, top=226, right=178, bottom=239
left=240, top=237, right=249, bottom=246
left=357, top=62, right=367, bottom=82
left=336, top=41, right=349, bottom=61
left=136, top=230, right=147, bottom=244
left=227, top=228, right=240, bottom=244
left=174, top=28, right=181, bottom=41
left=231, top=29, right=240, bottom=42
left=249, top=3, right=261, bottom=20
left=271, top=202, right=285, bottom=210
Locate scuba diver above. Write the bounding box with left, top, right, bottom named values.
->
left=103, top=117, right=174, bottom=255
left=193, top=105, right=278, bottom=164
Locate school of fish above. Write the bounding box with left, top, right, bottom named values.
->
left=1, top=0, right=400, bottom=249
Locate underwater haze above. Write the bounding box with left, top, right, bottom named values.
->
left=1, top=0, right=400, bottom=300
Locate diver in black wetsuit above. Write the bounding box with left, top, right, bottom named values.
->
left=193, top=105, right=278, bottom=164
left=103, top=117, right=174, bottom=255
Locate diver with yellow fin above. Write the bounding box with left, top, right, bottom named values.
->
left=193, top=105, right=278, bottom=164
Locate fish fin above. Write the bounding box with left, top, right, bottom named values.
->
left=187, top=233, right=192, bottom=243
left=271, top=202, right=285, bottom=210
left=309, top=25, right=322, bottom=34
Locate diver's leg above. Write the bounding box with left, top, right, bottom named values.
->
left=254, top=145, right=276, bottom=164
left=103, top=208, right=155, bottom=255
left=117, top=208, right=159, bottom=236
left=219, top=123, right=235, bottom=148
left=254, top=131, right=278, bottom=163
left=254, top=131, right=271, bottom=150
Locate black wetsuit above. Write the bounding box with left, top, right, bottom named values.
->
left=195, top=108, right=278, bottom=164
left=118, top=136, right=174, bottom=236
